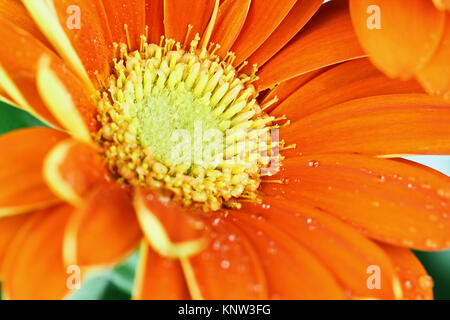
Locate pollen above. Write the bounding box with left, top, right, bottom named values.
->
left=95, top=31, right=284, bottom=211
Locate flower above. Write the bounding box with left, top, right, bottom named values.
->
left=350, top=0, right=450, bottom=97
left=0, top=0, right=449, bottom=300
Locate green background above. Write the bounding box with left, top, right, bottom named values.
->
left=0, top=102, right=449, bottom=300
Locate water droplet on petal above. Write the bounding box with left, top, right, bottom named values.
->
left=425, top=239, right=439, bottom=249
left=308, top=160, right=320, bottom=168
left=213, top=240, right=221, bottom=250
left=408, top=226, right=417, bottom=233
left=404, top=280, right=413, bottom=290
left=252, top=284, right=262, bottom=293
left=221, top=260, right=230, bottom=269
left=418, top=275, right=433, bottom=290
left=438, top=188, right=450, bottom=199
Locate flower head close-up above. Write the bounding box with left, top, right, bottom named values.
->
left=0, top=0, right=450, bottom=301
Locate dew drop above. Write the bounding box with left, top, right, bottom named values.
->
left=221, top=260, right=230, bottom=269
left=404, top=280, right=413, bottom=290
left=438, top=188, right=450, bottom=199
left=252, top=284, right=262, bottom=293
left=418, top=275, right=433, bottom=290
left=408, top=226, right=417, bottom=233
left=308, top=160, right=320, bottom=168
left=425, top=239, right=439, bottom=249
left=212, top=240, right=221, bottom=250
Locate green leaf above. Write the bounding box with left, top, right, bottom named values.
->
left=414, top=250, right=450, bottom=300
left=0, top=101, right=46, bottom=134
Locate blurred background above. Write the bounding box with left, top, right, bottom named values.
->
left=0, top=101, right=449, bottom=300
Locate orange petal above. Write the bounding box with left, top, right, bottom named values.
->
left=53, top=0, right=113, bottom=86
left=0, top=128, right=67, bottom=217
left=102, top=0, right=146, bottom=51
left=164, top=0, right=216, bottom=43
left=230, top=0, right=297, bottom=66
left=0, top=213, right=33, bottom=275
left=145, top=0, right=165, bottom=44
left=245, top=0, right=323, bottom=70
left=256, top=0, right=365, bottom=91
left=0, top=20, right=59, bottom=126
left=231, top=213, right=346, bottom=299
left=134, top=188, right=207, bottom=258
left=133, top=241, right=190, bottom=299
left=261, top=68, right=325, bottom=112
left=210, top=0, right=251, bottom=57
left=36, top=55, right=98, bottom=143
left=263, top=155, right=450, bottom=251
left=64, top=183, right=141, bottom=267
left=183, top=217, right=268, bottom=299
left=2, top=205, right=72, bottom=300
left=281, top=94, right=450, bottom=156
left=416, top=14, right=450, bottom=97
left=0, top=0, right=49, bottom=45
left=271, top=59, right=424, bottom=121
left=240, top=198, right=402, bottom=299
left=43, top=139, right=108, bottom=206
left=0, top=20, right=98, bottom=133
left=434, top=0, right=450, bottom=10
left=0, top=87, right=17, bottom=107
left=378, top=243, right=434, bottom=300
left=349, top=0, right=445, bottom=79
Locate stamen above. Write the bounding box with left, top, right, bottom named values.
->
left=280, top=144, right=296, bottom=151
left=184, top=24, right=194, bottom=47
left=237, top=61, right=248, bottom=73
left=124, top=24, right=132, bottom=49
left=94, top=28, right=285, bottom=211
left=261, top=96, right=279, bottom=111
left=200, top=0, right=220, bottom=53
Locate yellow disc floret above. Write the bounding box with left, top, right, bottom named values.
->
left=95, top=33, right=283, bottom=211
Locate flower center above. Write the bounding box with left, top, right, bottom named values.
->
left=95, top=32, right=282, bottom=211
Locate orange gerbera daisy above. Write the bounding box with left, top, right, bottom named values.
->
left=0, top=0, right=449, bottom=300
left=350, top=0, right=450, bottom=97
